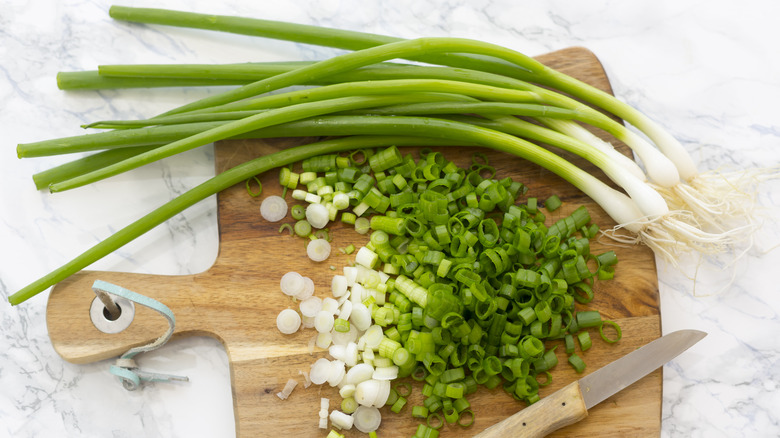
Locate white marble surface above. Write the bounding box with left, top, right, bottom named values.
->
left=2, top=0, right=779, bottom=437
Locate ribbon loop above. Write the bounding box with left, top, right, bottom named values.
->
left=92, top=280, right=189, bottom=391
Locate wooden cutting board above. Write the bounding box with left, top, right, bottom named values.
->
left=46, top=47, right=661, bottom=437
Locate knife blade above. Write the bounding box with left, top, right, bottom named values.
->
left=473, top=329, right=707, bottom=438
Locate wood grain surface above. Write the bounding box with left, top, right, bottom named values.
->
left=46, top=47, right=661, bottom=437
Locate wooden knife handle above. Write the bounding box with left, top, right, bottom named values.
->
left=473, top=381, right=588, bottom=438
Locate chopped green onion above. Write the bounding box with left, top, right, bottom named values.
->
left=245, top=175, right=262, bottom=197
left=415, top=424, right=440, bottom=438
left=426, top=412, right=443, bottom=430
left=412, top=405, right=429, bottom=419
left=577, top=330, right=592, bottom=351
left=545, top=194, right=562, bottom=211
left=290, top=204, right=306, bottom=220
left=568, top=353, right=587, bottom=373
left=355, top=217, right=371, bottom=234
left=576, top=310, right=602, bottom=328
left=599, top=320, right=623, bottom=343
left=294, top=219, right=312, bottom=237
left=391, top=396, right=407, bottom=413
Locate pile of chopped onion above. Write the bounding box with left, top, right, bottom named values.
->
left=290, top=257, right=401, bottom=432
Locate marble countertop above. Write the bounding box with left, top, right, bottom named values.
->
left=2, top=1, right=778, bottom=437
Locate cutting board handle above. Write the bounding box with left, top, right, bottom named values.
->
left=46, top=270, right=210, bottom=364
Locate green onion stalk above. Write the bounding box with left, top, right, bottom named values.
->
left=11, top=6, right=763, bottom=305
left=7, top=135, right=465, bottom=305
left=104, top=5, right=774, bottom=236
left=10, top=114, right=733, bottom=305
left=81, top=61, right=678, bottom=190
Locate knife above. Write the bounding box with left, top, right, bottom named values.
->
left=474, top=329, right=707, bottom=437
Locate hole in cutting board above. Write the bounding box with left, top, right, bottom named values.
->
left=89, top=295, right=135, bottom=334
left=102, top=303, right=123, bottom=321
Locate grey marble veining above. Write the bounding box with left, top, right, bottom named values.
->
left=2, top=1, right=779, bottom=437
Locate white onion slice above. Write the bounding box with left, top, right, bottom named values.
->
left=316, top=331, right=332, bottom=349
left=343, top=266, right=358, bottom=286
left=280, top=271, right=305, bottom=297
left=331, top=324, right=359, bottom=346
left=315, top=310, right=335, bottom=333
left=307, top=238, right=331, bottom=262
left=299, top=296, right=323, bottom=317
left=329, top=344, right=346, bottom=361
left=306, top=203, right=330, bottom=229
left=336, top=291, right=351, bottom=306
left=301, top=315, right=315, bottom=329
left=333, top=192, right=350, bottom=210
left=309, top=358, right=331, bottom=385
left=362, top=325, right=384, bottom=350
left=353, top=406, right=382, bottom=433
left=338, top=300, right=353, bottom=321
left=339, top=384, right=356, bottom=398
left=349, top=303, right=372, bottom=332
left=372, top=365, right=399, bottom=381
left=329, top=410, right=354, bottom=430
left=322, top=297, right=340, bottom=314
left=373, top=379, right=391, bottom=408
left=331, top=275, right=348, bottom=298
left=276, top=309, right=301, bottom=335
left=345, top=363, right=375, bottom=386
left=295, top=276, right=315, bottom=300
left=318, top=417, right=328, bottom=429
left=260, top=195, right=288, bottom=222
left=344, top=342, right=359, bottom=367
left=362, top=351, right=374, bottom=366
left=354, top=379, right=381, bottom=407
left=292, top=189, right=307, bottom=200
left=355, top=247, right=379, bottom=268
left=327, top=360, right=346, bottom=387
left=350, top=283, right=366, bottom=304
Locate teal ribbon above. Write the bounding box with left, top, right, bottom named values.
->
left=92, top=280, right=189, bottom=391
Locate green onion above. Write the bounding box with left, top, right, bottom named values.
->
left=576, top=310, right=603, bottom=329
left=412, top=406, right=429, bottom=419
left=293, top=220, right=312, bottom=237
left=577, top=330, right=593, bottom=351
left=290, top=204, right=306, bottom=220
left=341, top=397, right=358, bottom=414
left=278, top=224, right=293, bottom=236
left=61, top=5, right=763, bottom=256
left=21, top=7, right=764, bottom=435
left=568, top=353, right=587, bottom=373
left=599, top=320, right=623, bottom=343
left=355, top=217, right=370, bottom=234
left=14, top=137, right=459, bottom=305
left=545, top=195, right=562, bottom=211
